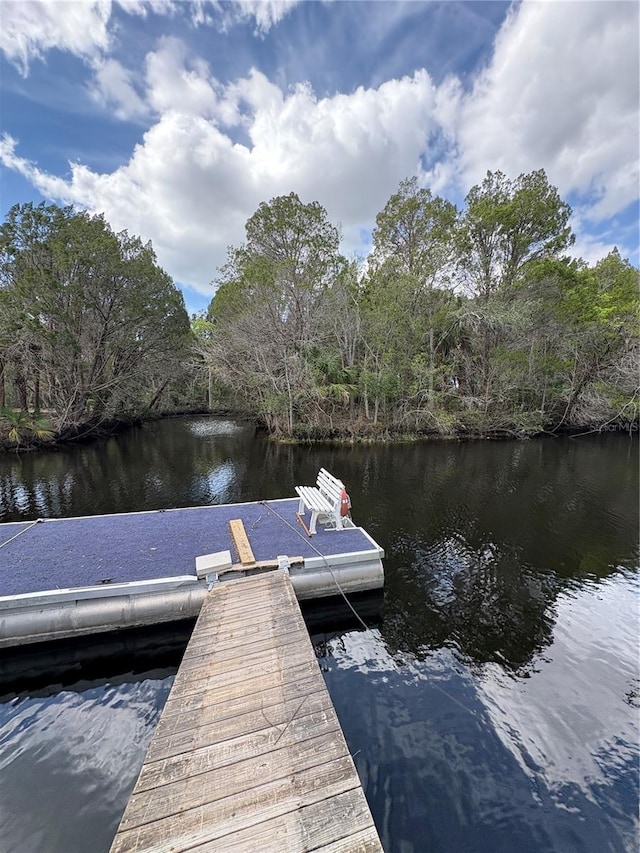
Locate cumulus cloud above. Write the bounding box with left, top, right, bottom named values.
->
left=0, top=0, right=637, bottom=301
left=0, top=0, right=112, bottom=74
left=0, top=63, right=440, bottom=294
left=456, top=0, right=639, bottom=222
left=145, top=37, right=221, bottom=119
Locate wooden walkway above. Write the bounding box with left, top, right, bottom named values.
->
left=110, top=570, right=383, bottom=852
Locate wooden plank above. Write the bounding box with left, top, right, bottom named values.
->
left=228, top=518, right=255, bottom=565
left=169, top=644, right=318, bottom=700
left=216, top=556, right=304, bottom=577
left=157, top=687, right=328, bottom=752
left=184, top=613, right=306, bottom=651
left=213, top=568, right=278, bottom=587
left=204, top=578, right=279, bottom=604
left=159, top=659, right=322, bottom=717
left=119, top=733, right=352, bottom=833
left=146, top=689, right=333, bottom=764
left=182, top=624, right=310, bottom=666
left=134, top=708, right=342, bottom=793
left=188, top=788, right=377, bottom=852
left=155, top=678, right=326, bottom=737
left=110, top=571, right=382, bottom=853
left=172, top=632, right=310, bottom=681
left=314, top=827, right=385, bottom=853
left=182, top=627, right=308, bottom=665
left=184, top=618, right=309, bottom=652
left=195, top=590, right=295, bottom=620
left=112, top=756, right=360, bottom=852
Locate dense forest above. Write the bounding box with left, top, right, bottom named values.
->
left=1, top=169, right=638, bottom=448
left=199, top=170, right=638, bottom=439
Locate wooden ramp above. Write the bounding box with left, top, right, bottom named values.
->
left=110, top=570, right=383, bottom=852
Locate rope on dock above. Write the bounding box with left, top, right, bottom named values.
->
left=259, top=500, right=371, bottom=634
left=261, top=500, right=478, bottom=718
left=0, top=518, right=43, bottom=550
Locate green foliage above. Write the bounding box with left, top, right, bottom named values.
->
left=0, top=202, right=191, bottom=438
left=191, top=313, right=215, bottom=341
left=0, top=406, right=54, bottom=445
left=458, top=169, right=574, bottom=299
left=202, top=194, right=345, bottom=434
left=371, top=176, right=457, bottom=282
left=197, top=174, right=637, bottom=438
left=4, top=175, right=628, bottom=445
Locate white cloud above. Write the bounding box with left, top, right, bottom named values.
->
left=569, top=211, right=633, bottom=267
left=145, top=37, right=221, bottom=119
left=0, top=0, right=299, bottom=78
left=89, top=58, right=149, bottom=121
left=214, top=0, right=301, bottom=35
left=117, top=0, right=178, bottom=15
left=0, top=63, right=441, bottom=294
left=456, top=0, right=639, bottom=222
left=0, top=0, right=112, bottom=75
left=0, top=0, right=637, bottom=299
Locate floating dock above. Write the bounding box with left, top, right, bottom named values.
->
left=0, top=498, right=384, bottom=648
left=110, top=569, right=383, bottom=852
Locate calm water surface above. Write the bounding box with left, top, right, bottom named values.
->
left=0, top=418, right=638, bottom=852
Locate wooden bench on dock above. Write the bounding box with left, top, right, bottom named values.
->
left=295, top=469, right=350, bottom=535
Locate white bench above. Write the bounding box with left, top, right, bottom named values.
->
left=295, top=468, right=350, bottom=535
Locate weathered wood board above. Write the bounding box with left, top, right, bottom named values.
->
left=228, top=518, right=256, bottom=566
left=109, top=569, right=383, bottom=852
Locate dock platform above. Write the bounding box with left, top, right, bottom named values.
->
left=110, top=569, right=383, bottom=852
left=0, top=498, right=384, bottom=647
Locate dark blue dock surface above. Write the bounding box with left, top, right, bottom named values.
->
left=0, top=499, right=376, bottom=597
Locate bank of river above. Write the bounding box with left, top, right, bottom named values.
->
left=0, top=417, right=638, bottom=852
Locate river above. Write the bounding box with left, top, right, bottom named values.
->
left=0, top=417, right=638, bottom=852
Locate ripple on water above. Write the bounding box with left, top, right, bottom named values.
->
left=317, top=568, right=639, bottom=853
left=475, top=570, right=639, bottom=849
left=0, top=677, right=173, bottom=853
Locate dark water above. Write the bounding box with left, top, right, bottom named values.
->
left=0, top=418, right=638, bottom=853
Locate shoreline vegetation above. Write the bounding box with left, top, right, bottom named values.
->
left=0, top=407, right=636, bottom=454
left=1, top=170, right=638, bottom=453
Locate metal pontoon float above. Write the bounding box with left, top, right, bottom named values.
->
left=0, top=497, right=384, bottom=648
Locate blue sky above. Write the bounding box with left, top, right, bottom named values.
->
left=1, top=1, right=638, bottom=314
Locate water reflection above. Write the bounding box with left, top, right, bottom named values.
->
left=0, top=674, right=173, bottom=853
left=0, top=419, right=258, bottom=520
left=319, top=570, right=639, bottom=852
left=187, top=418, right=243, bottom=437
left=476, top=573, right=639, bottom=812
left=0, top=420, right=638, bottom=852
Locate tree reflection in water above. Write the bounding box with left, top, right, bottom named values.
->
left=0, top=419, right=637, bottom=853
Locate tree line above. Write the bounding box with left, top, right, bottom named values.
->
left=197, top=171, right=638, bottom=438
left=1, top=169, right=638, bottom=447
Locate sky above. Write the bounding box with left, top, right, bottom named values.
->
left=0, top=0, right=638, bottom=314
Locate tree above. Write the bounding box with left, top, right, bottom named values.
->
left=203, top=194, right=342, bottom=435
left=458, top=169, right=574, bottom=300
left=0, top=202, right=191, bottom=433
left=198, top=183, right=637, bottom=440
left=371, top=177, right=457, bottom=284
left=364, top=178, right=458, bottom=421
left=453, top=170, right=574, bottom=411
left=554, top=250, right=639, bottom=427
left=191, top=313, right=216, bottom=410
